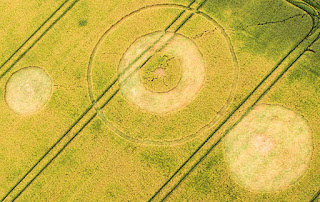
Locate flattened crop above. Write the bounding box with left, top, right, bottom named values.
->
left=224, top=104, right=313, bottom=192
left=5, top=66, right=52, bottom=115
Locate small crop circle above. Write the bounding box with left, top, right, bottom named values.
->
left=224, top=104, right=313, bottom=192
left=5, top=67, right=52, bottom=115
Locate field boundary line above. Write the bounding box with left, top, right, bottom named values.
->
left=0, top=0, right=79, bottom=81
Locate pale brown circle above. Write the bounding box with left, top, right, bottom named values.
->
left=5, top=67, right=52, bottom=115
left=224, top=104, right=313, bottom=192
left=118, top=31, right=205, bottom=113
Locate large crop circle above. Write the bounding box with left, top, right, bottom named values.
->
left=88, top=4, right=239, bottom=145
left=5, top=67, right=52, bottom=115
left=224, top=104, right=313, bottom=192
left=118, top=31, right=205, bottom=113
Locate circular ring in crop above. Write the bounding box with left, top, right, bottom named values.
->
left=118, top=31, right=205, bottom=113
left=87, top=4, right=239, bottom=145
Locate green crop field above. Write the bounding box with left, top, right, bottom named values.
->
left=0, top=0, right=319, bottom=201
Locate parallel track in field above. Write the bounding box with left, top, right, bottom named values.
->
left=1, top=0, right=319, bottom=201
left=87, top=1, right=238, bottom=146
left=0, top=0, right=79, bottom=80
left=149, top=0, right=320, bottom=200
left=1, top=0, right=209, bottom=200
left=158, top=31, right=320, bottom=202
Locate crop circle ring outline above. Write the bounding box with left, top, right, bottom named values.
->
left=118, top=31, right=206, bottom=113
left=87, top=3, right=239, bottom=145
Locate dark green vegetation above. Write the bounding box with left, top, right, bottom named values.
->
left=78, top=19, right=88, bottom=27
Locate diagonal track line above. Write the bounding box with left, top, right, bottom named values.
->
left=4, top=0, right=318, bottom=201
left=0, top=0, right=79, bottom=81
left=88, top=1, right=216, bottom=146
left=0, top=0, right=70, bottom=71
left=174, top=13, right=194, bottom=33
left=11, top=113, right=98, bottom=201
left=0, top=104, right=93, bottom=201
left=310, top=188, right=320, bottom=202
left=0, top=0, right=81, bottom=201
left=89, top=0, right=199, bottom=106
left=149, top=12, right=320, bottom=201
left=160, top=31, right=320, bottom=201
left=2, top=0, right=200, bottom=200
left=164, top=0, right=196, bottom=31
left=90, top=2, right=238, bottom=147
left=157, top=1, right=320, bottom=200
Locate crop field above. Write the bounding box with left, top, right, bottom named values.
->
left=0, top=0, right=319, bottom=201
